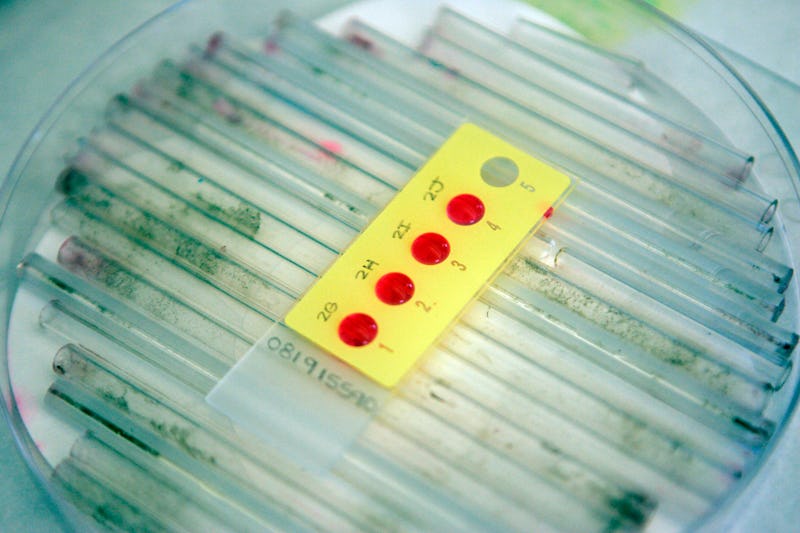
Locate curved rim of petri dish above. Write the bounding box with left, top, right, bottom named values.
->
left=0, top=1, right=193, bottom=529
left=627, top=2, right=800, bottom=528
left=1, top=0, right=798, bottom=530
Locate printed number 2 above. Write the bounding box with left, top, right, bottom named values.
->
left=317, top=301, right=338, bottom=322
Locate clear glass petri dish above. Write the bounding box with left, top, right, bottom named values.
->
left=1, top=0, right=798, bottom=531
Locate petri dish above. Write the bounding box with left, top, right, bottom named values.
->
left=1, top=0, right=798, bottom=531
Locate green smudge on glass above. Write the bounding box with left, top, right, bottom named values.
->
left=521, top=0, right=697, bottom=45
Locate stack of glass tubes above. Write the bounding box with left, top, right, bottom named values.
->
left=8, top=6, right=799, bottom=532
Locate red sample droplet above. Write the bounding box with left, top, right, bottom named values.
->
left=543, top=206, right=554, bottom=219
left=375, top=272, right=415, bottom=305
left=411, top=232, right=450, bottom=265
left=338, top=313, right=378, bottom=347
left=447, top=194, right=486, bottom=225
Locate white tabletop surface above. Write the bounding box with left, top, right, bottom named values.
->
left=1, top=1, right=798, bottom=531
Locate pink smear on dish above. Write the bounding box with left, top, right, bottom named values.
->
left=318, top=139, right=343, bottom=160
left=264, top=39, right=279, bottom=54
left=14, top=392, right=36, bottom=422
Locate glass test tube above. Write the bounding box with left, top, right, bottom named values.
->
left=248, top=28, right=780, bottom=300
left=51, top=203, right=279, bottom=336
left=28, top=277, right=525, bottom=533
left=48, top=344, right=392, bottom=533
left=118, top=88, right=377, bottom=226
left=19, top=252, right=230, bottom=384
left=541, top=203, right=789, bottom=332
left=84, top=18, right=792, bottom=432
left=417, top=32, right=774, bottom=224
left=52, top=339, right=634, bottom=532
left=63, top=156, right=321, bottom=295
left=147, top=61, right=412, bottom=190
left=40, top=276, right=716, bottom=524
left=375, top=393, right=657, bottom=531
left=181, top=26, right=794, bottom=294
left=45, top=294, right=700, bottom=528
left=535, top=218, right=797, bottom=361
left=508, top=16, right=646, bottom=95
left=55, top=237, right=250, bottom=362
left=53, top=124, right=752, bottom=502
left=259, top=26, right=798, bottom=351
left=37, top=206, right=740, bottom=520
left=262, top=26, right=788, bottom=292
left=43, top=290, right=664, bottom=529
left=481, top=281, right=774, bottom=445
left=53, top=171, right=758, bottom=468
left=397, top=360, right=710, bottom=523
left=439, top=7, right=756, bottom=185
left=64, top=135, right=757, bottom=454
left=105, top=95, right=389, bottom=223
left=440, top=317, right=752, bottom=476
left=37, top=290, right=532, bottom=530
left=52, top=459, right=171, bottom=532
left=74, top=139, right=331, bottom=280
left=39, top=177, right=744, bottom=500
left=125, top=53, right=788, bottom=428
left=57, top=434, right=249, bottom=533
left=267, top=15, right=771, bottom=245
left=21, top=14, right=784, bottom=524
left=177, top=40, right=797, bottom=360
left=511, top=243, right=789, bottom=392
left=519, top=238, right=791, bottom=391
left=112, top=68, right=788, bottom=388
left=493, top=270, right=771, bottom=425
left=155, top=53, right=792, bottom=310
left=40, top=297, right=219, bottom=394
left=505, top=17, right=723, bottom=137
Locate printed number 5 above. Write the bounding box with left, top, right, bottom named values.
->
left=520, top=181, right=536, bottom=192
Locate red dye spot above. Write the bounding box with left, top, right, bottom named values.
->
left=264, top=39, right=279, bottom=54
left=58, top=237, right=104, bottom=276
left=447, top=194, right=485, bottom=225
left=339, top=313, right=378, bottom=347
left=320, top=139, right=343, bottom=155
left=375, top=272, right=415, bottom=305
left=347, top=34, right=374, bottom=51
left=206, top=32, right=224, bottom=57
left=543, top=206, right=554, bottom=219
left=411, top=232, right=450, bottom=265
left=212, top=98, right=241, bottom=123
